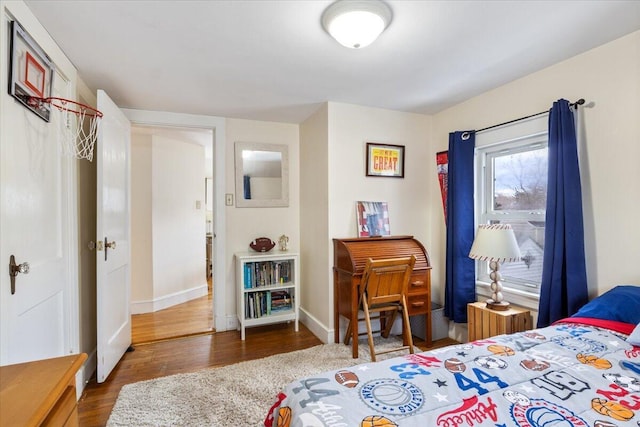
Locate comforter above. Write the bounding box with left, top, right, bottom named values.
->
left=265, top=321, right=640, bottom=427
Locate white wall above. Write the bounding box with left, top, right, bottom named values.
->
left=431, top=30, right=640, bottom=339
left=130, top=133, right=208, bottom=312
left=225, top=118, right=300, bottom=325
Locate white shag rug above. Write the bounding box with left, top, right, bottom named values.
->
left=107, top=338, right=409, bottom=426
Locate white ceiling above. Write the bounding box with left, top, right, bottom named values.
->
left=24, top=0, right=640, bottom=124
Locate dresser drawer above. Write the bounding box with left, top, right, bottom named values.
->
left=408, top=274, right=428, bottom=295
left=43, top=385, right=77, bottom=426
left=407, top=293, right=429, bottom=315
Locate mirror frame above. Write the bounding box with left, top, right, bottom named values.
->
left=234, top=141, right=289, bottom=208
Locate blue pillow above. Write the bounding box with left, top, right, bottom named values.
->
left=571, top=285, right=640, bottom=325
left=628, top=323, right=640, bottom=346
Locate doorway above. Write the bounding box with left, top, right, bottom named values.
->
left=129, top=124, right=215, bottom=344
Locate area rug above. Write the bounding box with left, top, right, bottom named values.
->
left=107, top=338, right=409, bottom=426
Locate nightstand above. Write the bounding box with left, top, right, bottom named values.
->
left=467, top=301, right=532, bottom=341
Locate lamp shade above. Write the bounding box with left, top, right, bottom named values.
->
left=322, top=0, right=392, bottom=49
left=469, top=224, right=521, bottom=262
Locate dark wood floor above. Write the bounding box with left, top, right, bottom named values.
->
left=80, top=307, right=457, bottom=426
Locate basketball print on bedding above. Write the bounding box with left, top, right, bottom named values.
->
left=360, top=415, right=398, bottom=426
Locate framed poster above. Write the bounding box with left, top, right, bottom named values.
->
left=366, top=143, right=405, bottom=178
left=9, top=20, right=55, bottom=122
left=356, top=201, right=390, bottom=237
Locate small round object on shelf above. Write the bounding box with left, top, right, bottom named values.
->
left=249, top=237, right=276, bottom=252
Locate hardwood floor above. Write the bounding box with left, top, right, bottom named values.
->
left=131, top=290, right=214, bottom=344
left=80, top=312, right=458, bottom=426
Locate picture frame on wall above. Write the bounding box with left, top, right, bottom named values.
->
left=9, top=20, right=55, bottom=122
left=366, top=142, right=405, bottom=178
left=356, top=201, right=390, bottom=237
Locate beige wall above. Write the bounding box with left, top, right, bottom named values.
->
left=224, top=118, right=300, bottom=323
left=131, top=134, right=153, bottom=302
left=431, top=30, right=640, bottom=338
left=327, top=103, right=432, bottom=242
left=151, top=136, right=206, bottom=299
left=299, top=104, right=330, bottom=337
left=300, top=102, right=432, bottom=342
left=130, top=133, right=207, bottom=312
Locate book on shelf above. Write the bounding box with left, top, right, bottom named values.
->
left=244, top=289, right=293, bottom=318
left=244, top=260, right=293, bottom=289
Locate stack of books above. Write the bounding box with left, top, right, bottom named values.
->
left=270, top=290, right=293, bottom=313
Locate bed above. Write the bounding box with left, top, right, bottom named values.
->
left=265, top=285, right=640, bottom=427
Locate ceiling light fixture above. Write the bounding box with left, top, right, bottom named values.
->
left=322, top=0, right=392, bottom=49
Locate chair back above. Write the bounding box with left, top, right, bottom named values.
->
left=361, top=256, right=416, bottom=308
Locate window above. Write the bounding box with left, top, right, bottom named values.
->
left=475, top=132, right=548, bottom=295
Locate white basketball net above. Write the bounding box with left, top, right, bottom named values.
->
left=49, top=98, right=102, bottom=162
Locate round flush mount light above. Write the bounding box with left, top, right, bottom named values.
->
left=322, top=0, right=392, bottom=49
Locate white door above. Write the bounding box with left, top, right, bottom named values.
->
left=0, top=73, right=75, bottom=364
left=96, top=90, right=132, bottom=382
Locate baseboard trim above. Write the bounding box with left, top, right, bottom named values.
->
left=131, top=283, right=209, bottom=314
left=299, top=307, right=332, bottom=344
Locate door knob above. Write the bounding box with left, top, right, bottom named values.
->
left=9, top=255, right=30, bottom=295
left=104, top=237, right=116, bottom=261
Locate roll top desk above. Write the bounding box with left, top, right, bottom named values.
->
left=333, top=235, right=432, bottom=358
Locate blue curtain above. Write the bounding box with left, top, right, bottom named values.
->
left=444, top=131, right=476, bottom=323
left=537, top=99, right=588, bottom=327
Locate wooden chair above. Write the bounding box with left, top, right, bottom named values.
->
left=345, top=256, right=416, bottom=362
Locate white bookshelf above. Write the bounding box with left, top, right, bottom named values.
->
left=235, top=251, right=299, bottom=340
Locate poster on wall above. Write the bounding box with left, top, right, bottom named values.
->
left=356, top=201, right=390, bottom=237
left=436, top=151, right=448, bottom=222
left=365, top=143, right=405, bottom=178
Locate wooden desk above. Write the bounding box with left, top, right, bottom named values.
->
left=333, top=236, right=432, bottom=358
left=0, top=353, right=87, bottom=427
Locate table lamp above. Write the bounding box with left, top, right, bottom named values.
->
left=469, top=224, right=521, bottom=311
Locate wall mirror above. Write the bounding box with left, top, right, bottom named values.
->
left=234, top=141, right=289, bottom=208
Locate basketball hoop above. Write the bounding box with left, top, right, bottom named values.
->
left=27, top=96, right=103, bottom=161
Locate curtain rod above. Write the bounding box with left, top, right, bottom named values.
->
left=476, top=98, right=585, bottom=133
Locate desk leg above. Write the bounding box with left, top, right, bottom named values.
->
left=351, top=310, right=358, bottom=358
left=351, top=282, right=359, bottom=358
left=333, top=269, right=340, bottom=344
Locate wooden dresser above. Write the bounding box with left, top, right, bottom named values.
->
left=0, top=353, right=87, bottom=427
left=333, top=236, right=432, bottom=358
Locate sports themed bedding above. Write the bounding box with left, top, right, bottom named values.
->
left=265, top=285, right=640, bottom=427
